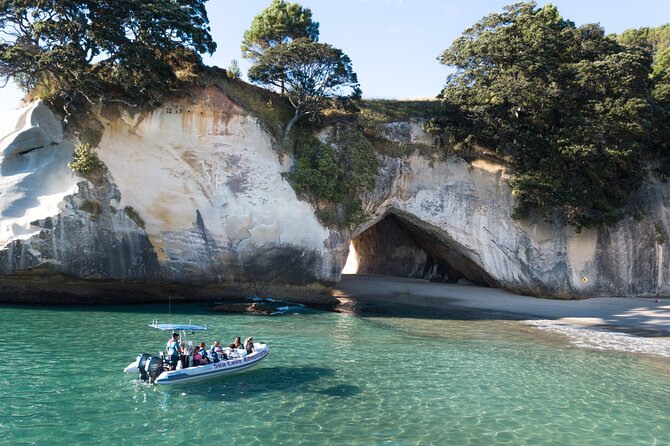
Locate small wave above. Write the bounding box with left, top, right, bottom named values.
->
left=271, top=304, right=308, bottom=315
left=524, top=320, right=670, bottom=358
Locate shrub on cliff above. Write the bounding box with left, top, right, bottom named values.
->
left=0, top=1, right=216, bottom=107
left=435, top=2, right=657, bottom=229
left=69, top=142, right=103, bottom=176
left=289, top=127, right=378, bottom=226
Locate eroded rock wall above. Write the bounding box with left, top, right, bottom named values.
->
left=357, top=121, right=670, bottom=298
left=0, top=91, right=344, bottom=302
left=0, top=94, right=668, bottom=301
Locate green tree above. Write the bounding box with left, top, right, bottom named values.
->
left=436, top=2, right=655, bottom=229
left=248, top=38, right=361, bottom=143
left=241, top=0, right=318, bottom=95
left=241, top=0, right=319, bottom=62
left=0, top=0, right=216, bottom=106
left=616, top=24, right=670, bottom=165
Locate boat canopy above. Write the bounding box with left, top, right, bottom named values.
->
left=149, top=323, right=208, bottom=331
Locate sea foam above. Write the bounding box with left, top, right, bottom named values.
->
left=524, top=320, right=670, bottom=358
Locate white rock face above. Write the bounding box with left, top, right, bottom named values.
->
left=0, top=92, right=667, bottom=299
left=94, top=86, right=332, bottom=282
left=358, top=122, right=670, bottom=297
left=0, top=102, right=77, bottom=247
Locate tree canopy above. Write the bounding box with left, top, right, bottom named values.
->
left=241, top=0, right=319, bottom=63
left=0, top=0, right=216, bottom=105
left=436, top=2, right=657, bottom=229
left=248, top=38, right=360, bottom=142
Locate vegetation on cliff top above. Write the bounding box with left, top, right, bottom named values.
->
left=243, top=1, right=360, bottom=144
left=0, top=0, right=216, bottom=108
left=433, top=2, right=668, bottom=230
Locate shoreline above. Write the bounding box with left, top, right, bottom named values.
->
left=334, top=274, right=670, bottom=339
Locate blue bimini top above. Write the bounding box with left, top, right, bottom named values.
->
left=149, top=323, right=208, bottom=331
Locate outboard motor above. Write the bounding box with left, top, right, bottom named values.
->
left=145, top=356, right=164, bottom=384
left=137, top=353, right=152, bottom=382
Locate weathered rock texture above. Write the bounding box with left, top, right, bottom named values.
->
left=0, top=88, right=668, bottom=302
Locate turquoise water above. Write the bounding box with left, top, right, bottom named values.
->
left=1, top=303, right=669, bottom=445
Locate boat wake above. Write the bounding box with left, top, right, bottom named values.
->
left=524, top=320, right=670, bottom=358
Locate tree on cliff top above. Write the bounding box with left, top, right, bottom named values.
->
left=0, top=0, right=216, bottom=107
left=248, top=38, right=361, bottom=143
left=242, top=0, right=319, bottom=95
left=436, top=2, right=655, bottom=229
left=241, top=0, right=319, bottom=62
left=616, top=24, right=670, bottom=168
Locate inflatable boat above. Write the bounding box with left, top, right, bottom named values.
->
left=124, top=322, right=269, bottom=385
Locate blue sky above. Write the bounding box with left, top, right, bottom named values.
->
left=1, top=0, right=669, bottom=111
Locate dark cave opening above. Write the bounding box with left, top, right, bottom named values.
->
left=346, top=212, right=494, bottom=287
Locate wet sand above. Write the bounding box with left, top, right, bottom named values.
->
left=334, top=274, right=670, bottom=339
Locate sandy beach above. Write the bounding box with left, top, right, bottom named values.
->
left=334, top=274, right=670, bottom=339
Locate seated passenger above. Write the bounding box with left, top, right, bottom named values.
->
left=229, top=336, right=242, bottom=350
left=244, top=336, right=256, bottom=354
left=211, top=340, right=226, bottom=361
left=193, top=346, right=208, bottom=365
left=198, top=342, right=211, bottom=363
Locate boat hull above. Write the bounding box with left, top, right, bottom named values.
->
left=154, top=344, right=269, bottom=385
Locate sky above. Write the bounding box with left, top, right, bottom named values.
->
left=1, top=0, right=669, bottom=112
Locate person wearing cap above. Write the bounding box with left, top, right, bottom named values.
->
left=166, top=332, right=182, bottom=368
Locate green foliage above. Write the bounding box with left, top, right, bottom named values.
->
left=0, top=1, right=216, bottom=106
left=69, top=142, right=103, bottom=176
left=288, top=127, right=379, bottom=227
left=241, top=0, right=319, bottom=63
left=290, top=135, right=341, bottom=201
left=227, top=60, right=242, bottom=80
left=124, top=206, right=146, bottom=229
left=655, top=222, right=666, bottom=245
left=357, top=99, right=444, bottom=158
left=437, top=2, right=657, bottom=229
left=249, top=38, right=361, bottom=142
left=615, top=24, right=670, bottom=173
left=361, top=99, right=443, bottom=122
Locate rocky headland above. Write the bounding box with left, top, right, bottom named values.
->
left=1, top=84, right=668, bottom=303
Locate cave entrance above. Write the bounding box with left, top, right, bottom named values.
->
left=344, top=211, right=493, bottom=286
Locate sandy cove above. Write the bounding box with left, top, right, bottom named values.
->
left=334, top=274, right=670, bottom=339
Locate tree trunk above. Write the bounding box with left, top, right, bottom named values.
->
left=283, top=109, right=303, bottom=146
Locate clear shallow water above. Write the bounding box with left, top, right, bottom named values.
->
left=1, top=303, right=669, bottom=446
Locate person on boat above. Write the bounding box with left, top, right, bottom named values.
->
left=244, top=337, right=256, bottom=354
left=229, top=336, right=242, bottom=350
left=198, top=342, right=211, bottom=363
left=166, top=332, right=182, bottom=368
left=193, top=346, right=208, bottom=365
left=210, top=340, right=226, bottom=361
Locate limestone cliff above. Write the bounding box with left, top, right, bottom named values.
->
left=0, top=87, right=667, bottom=302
